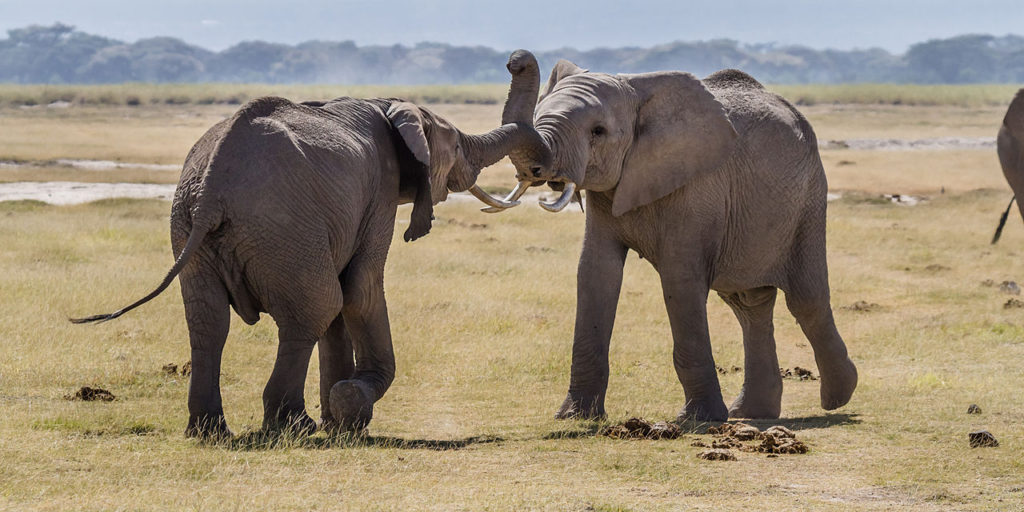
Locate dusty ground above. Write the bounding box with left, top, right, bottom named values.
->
left=1, top=97, right=1023, bottom=511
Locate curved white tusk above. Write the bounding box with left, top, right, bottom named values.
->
left=539, top=182, right=576, bottom=213
left=469, top=184, right=521, bottom=210
left=480, top=180, right=531, bottom=213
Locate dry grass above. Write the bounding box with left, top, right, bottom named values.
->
left=2, top=93, right=1024, bottom=510
left=770, top=84, right=1022, bottom=108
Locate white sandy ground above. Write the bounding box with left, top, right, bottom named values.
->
left=0, top=181, right=854, bottom=207
left=0, top=182, right=177, bottom=204
left=819, top=136, right=995, bottom=151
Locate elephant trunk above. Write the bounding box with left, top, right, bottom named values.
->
left=481, top=49, right=559, bottom=214
left=452, top=124, right=543, bottom=210
left=501, top=50, right=541, bottom=126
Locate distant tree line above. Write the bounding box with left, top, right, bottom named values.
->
left=2, top=23, right=1023, bottom=85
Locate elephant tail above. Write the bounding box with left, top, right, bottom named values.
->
left=70, top=202, right=219, bottom=324
left=991, top=196, right=1016, bottom=245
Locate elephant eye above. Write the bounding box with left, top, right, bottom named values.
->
left=591, top=125, right=606, bottom=137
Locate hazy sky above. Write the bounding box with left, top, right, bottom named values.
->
left=0, top=0, right=1021, bottom=53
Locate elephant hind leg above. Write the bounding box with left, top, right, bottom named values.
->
left=719, top=287, right=783, bottom=419
left=262, top=278, right=344, bottom=434
left=181, top=264, right=233, bottom=439
left=318, top=312, right=355, bottom=428
left=328, top=253, right=395, bottom=431
left=783, top=273, right=857, bottom=411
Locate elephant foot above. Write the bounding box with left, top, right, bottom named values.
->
left=819, top=357, right=858, bottom=410
left=262, top=409, right=317, bottom=436
left=555, top=392, right=605, bottom=420
left=728, top=378, right=783, bottom=419
left=675, top=397, right=729, bottom=423
left=329, top=380, right=374, bottom=431
left=185, top=413, right=233, bottom=439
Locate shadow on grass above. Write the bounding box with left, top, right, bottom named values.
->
left=679, top=412, right=862, bottom=434
left=542, top=412, right=861, bottom=440
left=206, top=429, right=504, bottom=451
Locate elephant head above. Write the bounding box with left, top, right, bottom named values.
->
left=384, top=57, right=547, bottom=240
left=488, top=50, right=738, bottom=217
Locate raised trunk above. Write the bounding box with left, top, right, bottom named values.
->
left=501, top=50, right=541, bottom=125
left=500, top=50, right=552, bottom=173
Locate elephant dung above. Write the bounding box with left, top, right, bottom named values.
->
left=968, top=430, right=999, bottom=448
left=65, top=386, right=116, bottom=402
left=967, top=404, right=982, bottom=414
left=598, top=417, right=682, bottom=440
left=697, top=448, right=737, bottom=461
left=753, top=430, right=809, bottom=454
left=161, top=363, right=178, bottom=375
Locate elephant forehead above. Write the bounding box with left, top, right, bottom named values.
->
left=540, top=74, right=630, bottom=112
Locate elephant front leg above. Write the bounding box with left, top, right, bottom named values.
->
left=318, top=313, right=355, bottom=429
left=557, top=226, right=627, bottom=420
left=662, top=273, right=728, bottom=422
left=328, top=259, right=395, bottom=431
left=181, top=269, right=233, bottom=439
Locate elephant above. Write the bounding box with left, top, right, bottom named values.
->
left=992, top=88, right=1024, bottom=244
left=487, top=50, right=858, bottom=421
left=71, top=74, right=541, bottom=437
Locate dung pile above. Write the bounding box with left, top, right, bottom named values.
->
left=598, top=417, right=683, bottom=440
left=696, top=422, right=809, bottom=458
left=780, top=367, right=818, bottom=380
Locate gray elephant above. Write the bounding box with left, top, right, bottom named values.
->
left=992, top=89, right=1024, bottom=243
left=488, top=50, right=857, bottom=421
left=72, top=81, right=539, bottom=436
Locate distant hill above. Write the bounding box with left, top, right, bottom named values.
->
left=2, top=23, right=1023, bottom=84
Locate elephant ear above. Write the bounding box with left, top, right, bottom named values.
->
left=386, top=102, right=433, bottom=242
left=1006, top=89, right=1024, bottom=135
left=611, top=72, right=738, bottom=217
left=541, top=59, right=587, bottom=99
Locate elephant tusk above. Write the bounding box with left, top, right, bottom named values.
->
left=480, top=180, right=531, bottom=213
left=469, top=184, right=521, bottom=210
left=539, top=182, right=576, bottom=213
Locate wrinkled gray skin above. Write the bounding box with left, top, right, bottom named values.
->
left=998, top=89, right=1024, bottom=223
left=499, top=50, right=858, bottom=421
left=72, top=88, right=540, bottom=437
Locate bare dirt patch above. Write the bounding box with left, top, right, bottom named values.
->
left=697, top=448, right=736, bottom=461
left=64, top=386, right=115, bottom=402
left=841, top=300, right=884, bottom=312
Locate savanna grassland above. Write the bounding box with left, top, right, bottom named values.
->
left=1, top=85, right=1024, bottom=511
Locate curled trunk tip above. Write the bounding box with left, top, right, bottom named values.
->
left=501, top=50, right=541, bottom=126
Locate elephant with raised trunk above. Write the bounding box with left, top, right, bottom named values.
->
left=489, top=50, right=857, bottom=421
left=992, top=89, right=1024, bottom=243
left=72, top=72, right=541, bottom=437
